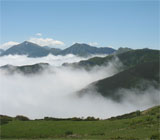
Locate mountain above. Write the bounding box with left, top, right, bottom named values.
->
left=1, top=41, right=50, bottom=57
left=0, top=63, right=49, bottom=74
left=78, top=61, right=160, bottom=101
left=43, top=46, right=62, bottom=55
left=43, top=46, right=51, bottom=50
left=61, top=43, right=115, bottom=56
left=114, top=47, right=132, bottom=55
left=50, top=48, right=62, bottom=55
left=0, top=42, right=116, bottom=57
left=77, top=49, right=160, bottom=101
left=68, top=49, right=159, bottom=69
left=0, top=49, right=4, bottom=55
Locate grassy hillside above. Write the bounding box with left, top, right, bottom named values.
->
left=77, top=49, right=160, bottom=101
left=0, top=106, right=160, bottom=140
left=79, top=61, right=159, bottom=101
left=70, top=49, right=159, bottom=69
left=1, top=106, right=160, bottom=140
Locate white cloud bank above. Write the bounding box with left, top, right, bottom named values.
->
left=0, top=54, right=108, bottom=67
left=0, top=54, right=99, bottom=67
left=0, top=56, right=121, bottom=119
left=28, top=37, right=65, bottom=47
left=0, top=41, right=19, bottom=50
left=0, top=55, right=159, bottom=119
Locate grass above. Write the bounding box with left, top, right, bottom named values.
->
left=0, top=106, right=160, bottom=140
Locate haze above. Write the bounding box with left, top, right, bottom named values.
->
left=0, top=54, right=159, bottom=119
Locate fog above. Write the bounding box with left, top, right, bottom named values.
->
left=0, top=54, right=107, bottom=67
left=0, top=54, right=159, bottom=119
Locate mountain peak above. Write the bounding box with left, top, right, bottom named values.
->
left=0, top=41, right=116, bottom=57
left=22, top=41, right=34, bottom=45
left=72, top=43, right=82, bottom=46
left=1, top=41, right=50, bottom=57
left=72, top=43, right=90, bottom=47
left=74, top=43, right=80, bottom=45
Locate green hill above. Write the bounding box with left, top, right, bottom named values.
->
left=79, top=61, right=159, bottom=101
left=0, top=63, right=49, bottom=74
left=0, top=106, right=159, bottom=140
left=113, top=47, right=133, bottom=55
left=69, top=49, right=159, bottom=69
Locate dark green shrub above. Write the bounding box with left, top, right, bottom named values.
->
left=0, top=115, right=13, bottom=125
left=156, top=114, right=160, bottom=119
left=145, top=116, right=153, bottom=122
left=71, top=117, right=82, bottom=121
left=85, top=116, right=99, bottom=121
left=15, top=115, right=30, bottom=121
left=136, top=110, right=141, bottom=116
left=65, top=130, right=73, bottom=135
left=91, top=132, right=105, bottom=136
left=0, top=119, right=9, bottom=125
left=150, top=133, right=159, bottom=140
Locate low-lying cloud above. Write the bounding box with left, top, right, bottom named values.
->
left=0, top=54, right=159, bottom=119
left=0, top=54, right=108, bottom=67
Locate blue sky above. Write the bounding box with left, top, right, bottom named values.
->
left=0, top=0, right=159, bottom=50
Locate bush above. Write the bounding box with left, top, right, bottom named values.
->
left=145, top=116, right=153, bottom=122
left=150, top=133, right=159, bottom=140
left=136, top=110, right=141, bottom=116
left=65, top=130, right=73, bottom=135
left=0, top=115, right=13, bottom=125
left=71, top=117, right=82, bottom=121
left=0, top=119, right=10, bottom=125
left=15, top=115, right=30, bottom=121
left=85, top=116, right=99, bottom=121
left=156, top=114, right=160, bottom=119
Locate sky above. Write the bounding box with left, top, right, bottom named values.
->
left=0, top=0, right=159, bottom=50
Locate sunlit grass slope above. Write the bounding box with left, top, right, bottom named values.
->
left=1, top=106, right=159, bottom=140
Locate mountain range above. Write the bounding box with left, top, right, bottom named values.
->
left=77, top=49, right=160, bottom=101
left=0, top=47, right=159, bottom=102
left=66, top=48, right=159, bottom=69
left=0, top=41, right=115, bottom=57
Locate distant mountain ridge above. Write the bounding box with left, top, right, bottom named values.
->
left=113, top=47, right=132, bottom=55
left=67, top=48, right=159, bottom=69
left=1, top=41, right=50, bottom=57
left=60, top=43, right=115, bottom=56
left=0, top=41, right=116, bottom=57
left=0, top=63, right=49, bottom=74
left=1, top=48, right=159, bottom=102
